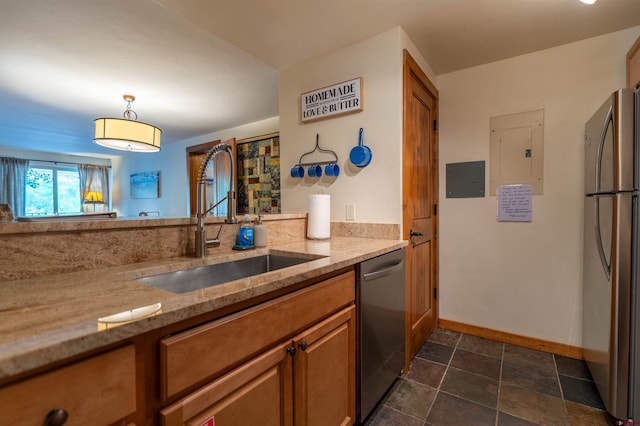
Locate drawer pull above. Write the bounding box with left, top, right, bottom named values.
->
left=298, top=341, right=308, bottom=351
left=45, top=409, right=68, bottom=426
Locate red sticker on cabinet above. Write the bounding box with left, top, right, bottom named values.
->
left=200, top=416, right=215, bottom=426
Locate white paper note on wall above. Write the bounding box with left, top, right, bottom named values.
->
left=497, top=184, right=532, bottom=222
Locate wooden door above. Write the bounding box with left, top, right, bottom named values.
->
left=187, top=140, right=221, bottom=217
left=292, top=306, right=356, bottom=426
left=402, top=50, right=439, bottom=368
left=627, top=35, right=640, bottom=88
left=186, top=138, right=236, bottom=217
left=161, top=342, right=293, bottom=426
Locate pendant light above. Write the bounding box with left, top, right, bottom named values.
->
left=94, top=95, right=161, bottom=152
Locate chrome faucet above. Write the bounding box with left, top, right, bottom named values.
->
left=195, top=143, right=237, bottom=257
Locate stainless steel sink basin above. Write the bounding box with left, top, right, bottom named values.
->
left=136, top=253, right=318, bottom=294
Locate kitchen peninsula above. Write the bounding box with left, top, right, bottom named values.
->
left=0, top=214, right=405, bottom=425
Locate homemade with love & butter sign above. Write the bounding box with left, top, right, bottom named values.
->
left=300, top=77, right=363, bottom=123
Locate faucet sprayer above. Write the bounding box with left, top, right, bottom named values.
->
left=195, top=143, right=237, bottom=257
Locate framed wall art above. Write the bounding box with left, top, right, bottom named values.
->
left=130, top=171, right=160, bottom=199
left=235, top=133, right=281, bottom=214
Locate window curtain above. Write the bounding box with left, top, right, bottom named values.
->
left=0, top=157, right=29, bottom=217
left=78, top=164, right=110, bottom=213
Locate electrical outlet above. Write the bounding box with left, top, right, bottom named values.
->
left=346, top=204, right=356, bottom=221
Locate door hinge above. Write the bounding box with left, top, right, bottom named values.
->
left=433, top=288, right=438, bottom=299
left=433, top=204, right=438, bottom=216
left=433, top=119, right=437, bottom=131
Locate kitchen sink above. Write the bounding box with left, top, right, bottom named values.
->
left=136, top=253, right=319, bottom=294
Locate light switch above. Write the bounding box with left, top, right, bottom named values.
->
left=346, top=204, right=356, bottom=221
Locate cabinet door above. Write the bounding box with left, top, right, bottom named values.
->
left=161, top=270, right=354, bottom=400
left=0, top=345, right=136, bottom=426
left=293, top=305, right=356, bottom=426
left=161, top=341, right=293, bottom=426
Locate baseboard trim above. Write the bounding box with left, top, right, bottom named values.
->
left=438, top=319, right=583, bottom=360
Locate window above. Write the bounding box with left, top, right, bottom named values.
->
left=25, top=163, right=81, bottom=216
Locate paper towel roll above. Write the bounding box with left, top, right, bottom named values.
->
left=307, top=194, right=330, bottom=239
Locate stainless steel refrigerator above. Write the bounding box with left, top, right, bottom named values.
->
left=583, top=87, right=639, bottom=421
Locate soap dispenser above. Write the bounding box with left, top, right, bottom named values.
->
left=254, top=215, right=267, bottom=247
left=234, top=214, right=254, bottom=249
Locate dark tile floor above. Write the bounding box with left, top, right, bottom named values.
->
left=365, top=329, right=617, bottom=426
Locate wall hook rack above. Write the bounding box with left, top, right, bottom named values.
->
left=290, top=134, right=340, bottom=178
left=297, top=134, right=338, bottom=166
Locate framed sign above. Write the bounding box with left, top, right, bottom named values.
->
left=300, top=77, right=363, bottom=123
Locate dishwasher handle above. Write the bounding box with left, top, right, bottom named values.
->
left=363, top=259, right=405, bottom=281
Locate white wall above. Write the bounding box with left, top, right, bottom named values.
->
left=437, top=26, right=640, bottom=346
left=113, top=116, right=279, bottom=217
left=279, top=27, right=434, bottom=225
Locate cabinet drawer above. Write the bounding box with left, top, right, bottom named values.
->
left=161, top=270, right=354, bottom=400
left=161, top=342, right=293, bottom=426
left=0, top=345, right=136, bottom=425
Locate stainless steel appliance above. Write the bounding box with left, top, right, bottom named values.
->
left=583, top=87, right=639, bottom=421
left=357, top=248, right=406, bottom=423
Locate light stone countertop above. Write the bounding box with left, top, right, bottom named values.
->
left=0, top=236, right=406, bottom=380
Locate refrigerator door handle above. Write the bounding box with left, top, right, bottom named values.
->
left=594, top=196, right=612, bottom=281
left=595, top=105, right=613, bottom=193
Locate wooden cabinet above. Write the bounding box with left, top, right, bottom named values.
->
left=160, top=271, right=356, bottom=426
left=161, top=342, right=293, bottom=426
left=0, top=268, right=357, bottom=425
left=292, top=306, right=356, bottom=426
left=628, top=35, right=640, bottom=88
left=0, top=345, right=136, bottom=425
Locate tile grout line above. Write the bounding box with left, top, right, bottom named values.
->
left=495, top=341, right=505, bottom=426
left=424, top=332, right=512, bottom=422
left=402, top=333, right=610, bottom=426
left=500, top=348, right=569, bottom=425
left=453, top=334, right=503, bottom=421
left=375, top=403, right=426, bottom=424
left=423, top=333, right=462, bottom=425
left=422, top=330, right=463, bottom=424
left=552, top=354, right=571, bottom=423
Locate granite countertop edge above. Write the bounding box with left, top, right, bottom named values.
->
left=0, top=237, right=407, bottom=380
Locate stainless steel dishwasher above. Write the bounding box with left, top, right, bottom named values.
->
left=357, top=248, right=406, bottom=423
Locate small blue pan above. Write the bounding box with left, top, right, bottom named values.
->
left=349, top=128, right=372, bottom=167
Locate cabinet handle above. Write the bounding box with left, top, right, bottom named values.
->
left=45, top=409, right=68, bottom=426
left=298, top=341, right=308, bottom=351
left=286, top=346, right=297, bottom=356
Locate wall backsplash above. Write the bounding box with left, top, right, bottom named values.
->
left=0, top=215, right=400, bottom=281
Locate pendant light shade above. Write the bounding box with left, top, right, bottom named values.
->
left=94, top=95, right=161, bottom=152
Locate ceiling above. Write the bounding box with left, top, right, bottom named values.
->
left=1, top=0, right=639, bottom=156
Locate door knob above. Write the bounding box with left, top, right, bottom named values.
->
left=298, top=341, right=308, bottom=351
left=409, top=229, right=423, bottom=248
